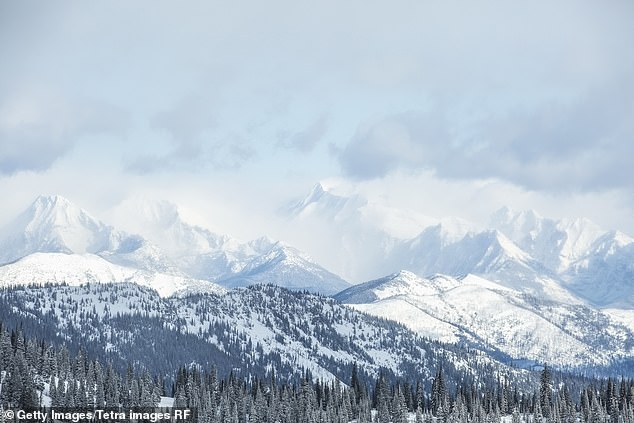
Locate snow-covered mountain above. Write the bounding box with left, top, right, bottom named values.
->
left=0, top=195, right=349, bottom=295
left=385, top=222, right=577, bottom=303
left=563, top=232, right=634, bottom=308
left=0, top=195, right=180, bottom=274
left=328, top=202, right=634, bottom=369
left=283, top=183, right=437, bottom=281
left=219, top=242, right=349, bottom=295
left=335, top=270, right=634, bottom=369
left=285, top=184, right=634, bottom=307
left=490, top=207, right=609, bottom=272
left=3, top=191, right=634, bottom=373
left=110, top=198, right=252, bottom=279
left=110, top=197, right=350, bottom=294
left=285, top=182, right=360, bottom=220
left=0, top=195, right=121, bottom=263
left=490, top=207, right=634, bottom=307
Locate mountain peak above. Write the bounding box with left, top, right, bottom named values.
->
left=24, top=194, right=102, bottom=231
left=29, top=195, right=85, bottom=222
left=490, top=207, right=608, bottom=272
left=310, top=182, right=327, bottom=196
left=392, top=269, right=418, bottom=280
left=284, top=182, right=361, bottom=219
left=490, top=206, right=542, bottom=229
left=0, top=195, right=116, bottom=264
left=34, top=194, right=72, bottom=206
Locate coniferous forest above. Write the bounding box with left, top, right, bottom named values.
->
left=2, top=320, right=634, bottom=423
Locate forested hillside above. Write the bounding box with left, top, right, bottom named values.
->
left=1, top=321, right=633, bottom=423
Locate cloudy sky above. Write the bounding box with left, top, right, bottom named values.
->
left=1, top=1, right=633, bottom=246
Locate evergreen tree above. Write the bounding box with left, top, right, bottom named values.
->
left=432, top=367, right=448, bottom=417
left=540, top=367, right=553, bottom=419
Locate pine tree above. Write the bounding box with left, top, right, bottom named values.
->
left=94, top=361, right=105, bottom=408
left=589, top=395, right=604, bottom=423
left=0, top=329, right=11, bottom=370
left=392, top=385, right=409, bottom=423
left=534, top=396, right=543, bottom=423
left=432, top=367, right=448, bottom=417
left=540, top=367, right=553, bottom=419
left=375, top=373, right=391, bottom=423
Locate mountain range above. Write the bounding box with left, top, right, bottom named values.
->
left=0, top=194, right=349, bottom=296
left=1, top=188, right=634, bottom=374
left=287, top=183, right=634, bottom=308
left=290, top=184, right=634, bottom=371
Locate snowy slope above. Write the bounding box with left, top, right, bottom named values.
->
left=111, top=198, right=255, bottom=279
left=283, top=183, right=438, bottom=281
left=0, top=252, right=225, bottom=297
left=218, top=242, right=350, bottom=295
left=286, top=185, right=634, bottom=307
left=491, top=207, right=634, bottom=307
left=335, top=271, right=634, bottom=368
left=0, top=195, right=182, bottom=275
left=389, top=224, right=578, bottom=303
left=491, top=207, right=609, bottom=272
left=0, top=282, right=527, bottom=386
left=563, top=233, right=634, bottom=308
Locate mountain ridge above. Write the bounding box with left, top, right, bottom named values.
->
left=335, top=269, right=634, bottom=369
left=0, top=195, right=349, bottom=295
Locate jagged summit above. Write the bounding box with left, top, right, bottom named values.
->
left=285, top=182, right=359, bottom=219
left=0, top=194, right=117, bottom=264
left=24, top=194, right=105, bottom=234
left=490, top=206, right=608, bottom=272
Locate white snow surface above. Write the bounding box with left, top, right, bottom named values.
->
left=337, top=270, right=634, bottom=367
left=0, top=252, right=225, bottom=297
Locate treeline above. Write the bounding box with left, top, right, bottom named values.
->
left=2, top=322, right=634, bottom=423
left=170, top=365, right=634, bottom=423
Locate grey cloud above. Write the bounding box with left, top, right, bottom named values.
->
left=339, top=79, right=634, bottom=193
left=126, top=139, right=256, bottom=174
left=0, top=138, right=74, bottom=175
left=339, top=111, right=450, bottom=179
left=151, top=96, right=216, bottom=143
left=277, top=115, right=328, bottom=153
left=0, top=97, right=129, bottom=176
left=127, top=97, right=220, bottom=174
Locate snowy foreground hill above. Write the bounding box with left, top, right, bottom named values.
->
left=0, top=282, right=524, bottom=389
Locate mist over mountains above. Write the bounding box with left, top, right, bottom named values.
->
left=1, top=186, right=634, bottom=374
